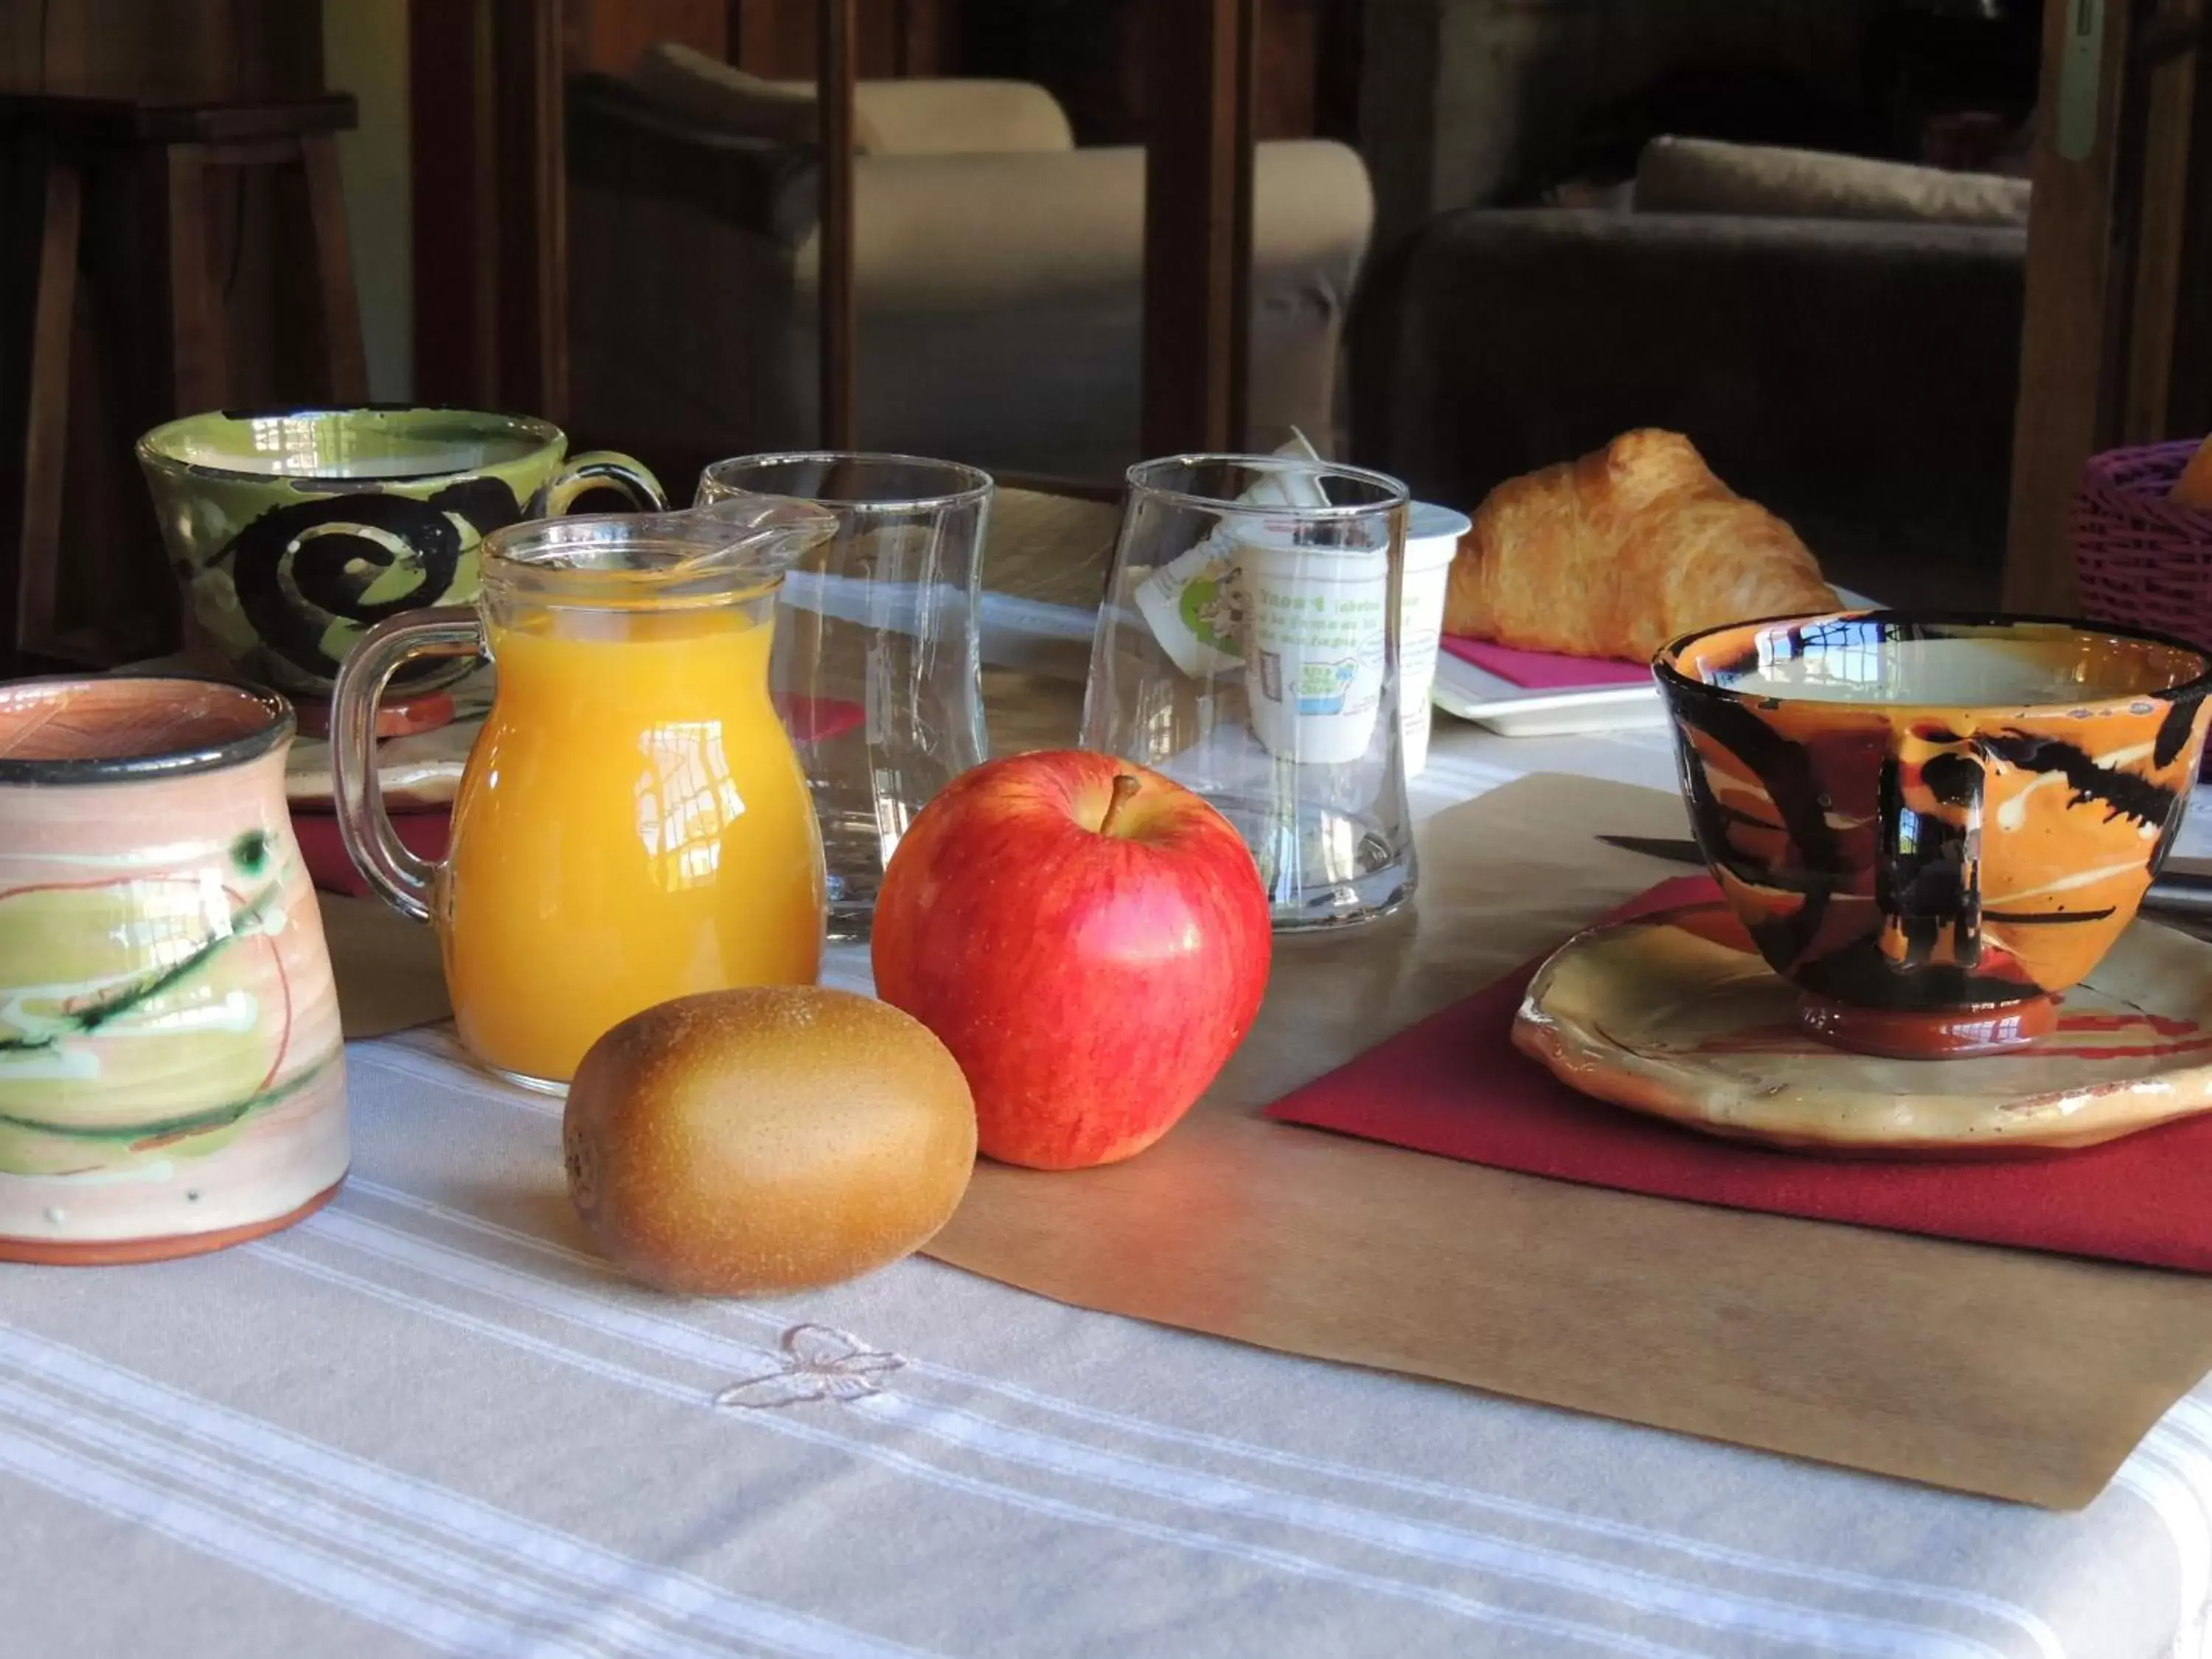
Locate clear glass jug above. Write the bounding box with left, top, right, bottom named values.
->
left=695, top=453, right=991, bottom=940
left=330, top=501, right=838, bottom=1091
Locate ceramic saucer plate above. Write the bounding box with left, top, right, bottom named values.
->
left=1515, top=900, right=2212, bottom=1154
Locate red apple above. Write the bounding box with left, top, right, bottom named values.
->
left=871, top=751, right=1271, bottom=1170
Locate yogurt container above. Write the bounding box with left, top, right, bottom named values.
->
left=1133, top=433, right=1329, bottom=678
left=1242, top=540, right=1392, bottom=765
left=1399, top=501, right=1471, bottom=776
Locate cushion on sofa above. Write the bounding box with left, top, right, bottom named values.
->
left=632, top=43, right=1075, bottom=159
left=776, top=77, right=1075, bottom=156
left=1634, top=136, right=2031, bottom=228
left=633, top=43, right=886, bottom=152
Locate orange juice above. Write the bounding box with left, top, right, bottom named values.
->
left=441, top=606, right=825, bottom=1085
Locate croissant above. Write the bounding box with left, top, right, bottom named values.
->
left=1443, top=429, right=1837, bottom=661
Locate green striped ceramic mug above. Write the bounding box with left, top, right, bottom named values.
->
left=138, top=406, right=664, bottom=699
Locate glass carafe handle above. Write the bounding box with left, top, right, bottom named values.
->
left=330, top=606, right=484, bottom=923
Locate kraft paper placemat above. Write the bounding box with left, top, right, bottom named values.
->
left=985, top=488, right=1119, bottom=612
left=319, top=894, right=449, bottom=1040
left=927, top=773, right=2212, bottom=1509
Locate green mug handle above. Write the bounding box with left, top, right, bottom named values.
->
left=529, top=450, right=667, bottom=518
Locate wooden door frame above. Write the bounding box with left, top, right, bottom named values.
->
left=817, top=0, right=857, bottom=448
left=1141, top=0, right=1256, bottom=456
left=2006, top=0, right=2212, bottom=611
left=408, top=0, right=566, bottom=420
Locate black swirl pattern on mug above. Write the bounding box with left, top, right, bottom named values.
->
left=221, top=478, right=520, bottom=684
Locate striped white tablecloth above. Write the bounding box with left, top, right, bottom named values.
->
left=6, top=714, right=2212, bottom=1659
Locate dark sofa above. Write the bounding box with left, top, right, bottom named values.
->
left=1351, top=205, right=2025, bottom=608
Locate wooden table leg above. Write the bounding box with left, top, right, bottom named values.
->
left=14, top=156, right=83, bottom=661
left=164, top=144, right=226, bottom=414
left=302, top=131, right=371, bottom=403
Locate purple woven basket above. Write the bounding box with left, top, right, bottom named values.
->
left=2070, top=438, right=2212, bottom=776
left=2071, top=439, right=2212, bottom=635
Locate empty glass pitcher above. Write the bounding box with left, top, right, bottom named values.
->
left=330, top=500, right=837, bottom=1091
left=696, top=453, right=992, bottom=939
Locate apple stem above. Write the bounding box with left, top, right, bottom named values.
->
left=1098, top=773, right=1141, bottom=836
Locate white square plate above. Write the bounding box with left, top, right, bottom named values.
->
left=1431, top=591, right=1877, bottom=737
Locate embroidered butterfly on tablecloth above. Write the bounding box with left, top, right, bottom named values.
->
left=715, top=1324, right=904, bottom=1408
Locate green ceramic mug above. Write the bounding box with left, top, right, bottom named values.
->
left=137, top=406, right=664, bottom=699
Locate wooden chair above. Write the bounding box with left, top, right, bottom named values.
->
left=2, top=92, right=367, bottom=671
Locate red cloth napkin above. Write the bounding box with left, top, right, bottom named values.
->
left=1264, top=874, right=2212, bottom=1273
left=1441, top=634, right=1652, bottom=689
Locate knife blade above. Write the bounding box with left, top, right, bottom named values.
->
left=1596, top=834, right=2212, bottom=918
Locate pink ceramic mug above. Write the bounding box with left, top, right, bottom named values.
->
left=0, top=676, right=347, bottom=1262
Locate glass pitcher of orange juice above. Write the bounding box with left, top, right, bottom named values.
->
left=330, top=501, right=837, bottom=1091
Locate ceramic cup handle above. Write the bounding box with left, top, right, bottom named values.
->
left=529, top=451, right=666, bottom=518
left=1876, top=728, right=1986, bottom=970
left=330, top=605, right=484, bottom=924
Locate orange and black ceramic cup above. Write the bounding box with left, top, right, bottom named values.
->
left=1655, top=611, right=2212, bottom=1058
